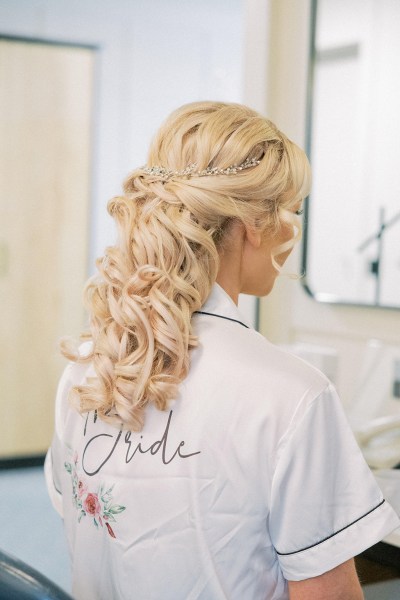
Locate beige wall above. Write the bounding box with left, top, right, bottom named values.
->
left=246, top=0, right=400, bottom=407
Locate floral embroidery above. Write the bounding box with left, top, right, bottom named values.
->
left=64, top=450, right=125, bottom=539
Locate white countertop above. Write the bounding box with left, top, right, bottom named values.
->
left=372, top=469, right=400, bottom=548
left=349, top=412, right=400, bottom=549
left=384, top=527, right=400, bottom=548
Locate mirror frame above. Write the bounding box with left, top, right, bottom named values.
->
left=301, top=0, right=400, bottom=311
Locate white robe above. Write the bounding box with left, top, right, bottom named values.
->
left=45, top=283, right=400, bottom=600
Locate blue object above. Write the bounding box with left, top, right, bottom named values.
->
left=0, top=548, right=73, bottom=600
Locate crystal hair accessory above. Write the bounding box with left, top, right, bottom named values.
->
left=141, top=157, right=261, bottom=180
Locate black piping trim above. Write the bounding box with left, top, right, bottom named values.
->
left=276, top=499, right=386, bottom=556
left=48, top=451, right=63, bottom=496
left=193, top=311, right=249, bottom=329
left=53, top=477, right=62, bottom=496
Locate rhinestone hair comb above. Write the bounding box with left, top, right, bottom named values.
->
left=141, top=157, right=260, bottom=180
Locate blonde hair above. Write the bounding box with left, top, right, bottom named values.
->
left=62, top=101, right=311, bottom=431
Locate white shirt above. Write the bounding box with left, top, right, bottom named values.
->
left=45, top=283, right=400, bottom=600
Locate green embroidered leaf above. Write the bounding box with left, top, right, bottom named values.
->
left=93, top=518, right=99, bottom=529
left=109, top=505, right=126, bottom=515
left=64, top=462, right=72, bottom=474
left=104, top=512, right=116, bottom=523
left=78, top=510, right=86, bottom=523
left=103, top=484, right=115, bottom=499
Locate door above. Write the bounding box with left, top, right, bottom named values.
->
left=0, top=37, right=95, bottom=458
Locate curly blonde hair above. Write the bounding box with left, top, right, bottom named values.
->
left=62, top=101, right=311, bottom=431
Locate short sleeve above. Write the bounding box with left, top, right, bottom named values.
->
left=43, top=362, right=76, bottom=519
left=269, top=383, right=400, bottom=581
left=44, top=446, right=63, bottom=517
left=44, top=350, right=93, bottom=518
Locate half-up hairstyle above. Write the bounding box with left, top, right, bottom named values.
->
left=62, top=101, right=311, bottom=431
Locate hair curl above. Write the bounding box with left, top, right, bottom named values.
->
left=61, top=101, right=311, bottom=431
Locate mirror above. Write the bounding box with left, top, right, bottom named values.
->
left=303, top=0, right=400, bottom=309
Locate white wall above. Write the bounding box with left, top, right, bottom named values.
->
left=3, top=0, right=399, bottom=406
left=260, top=0, right=400, bottom=411
left=0, top=0, right=265, bottom=325
left=0, top=0, right=244, bottom=263
left=1, top=0, right=271, bottom=326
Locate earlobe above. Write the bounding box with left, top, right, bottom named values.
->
left=244, top=224, right=262, bottom=249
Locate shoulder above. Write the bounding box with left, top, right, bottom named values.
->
left=246, top=330, right=331, bottom=419
left=54, top=342, right=94, bottom=436
left=197, top=314, right=328, bottom=389
left=252, top=331, right=329, bottom=394
left=192, top=315, right=330, bottom=418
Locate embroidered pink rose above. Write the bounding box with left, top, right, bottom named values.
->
left=83, top=493, right=101, bottom=516
left=65, top=449, right=126, bottom=538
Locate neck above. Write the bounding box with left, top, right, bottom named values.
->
left=216, top=222, right=245, bottom=305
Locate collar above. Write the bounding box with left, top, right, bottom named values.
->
left=195, top=283, right=251, bottom=329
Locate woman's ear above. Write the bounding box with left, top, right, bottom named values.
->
left=244, top=224, right=262, bottom=249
